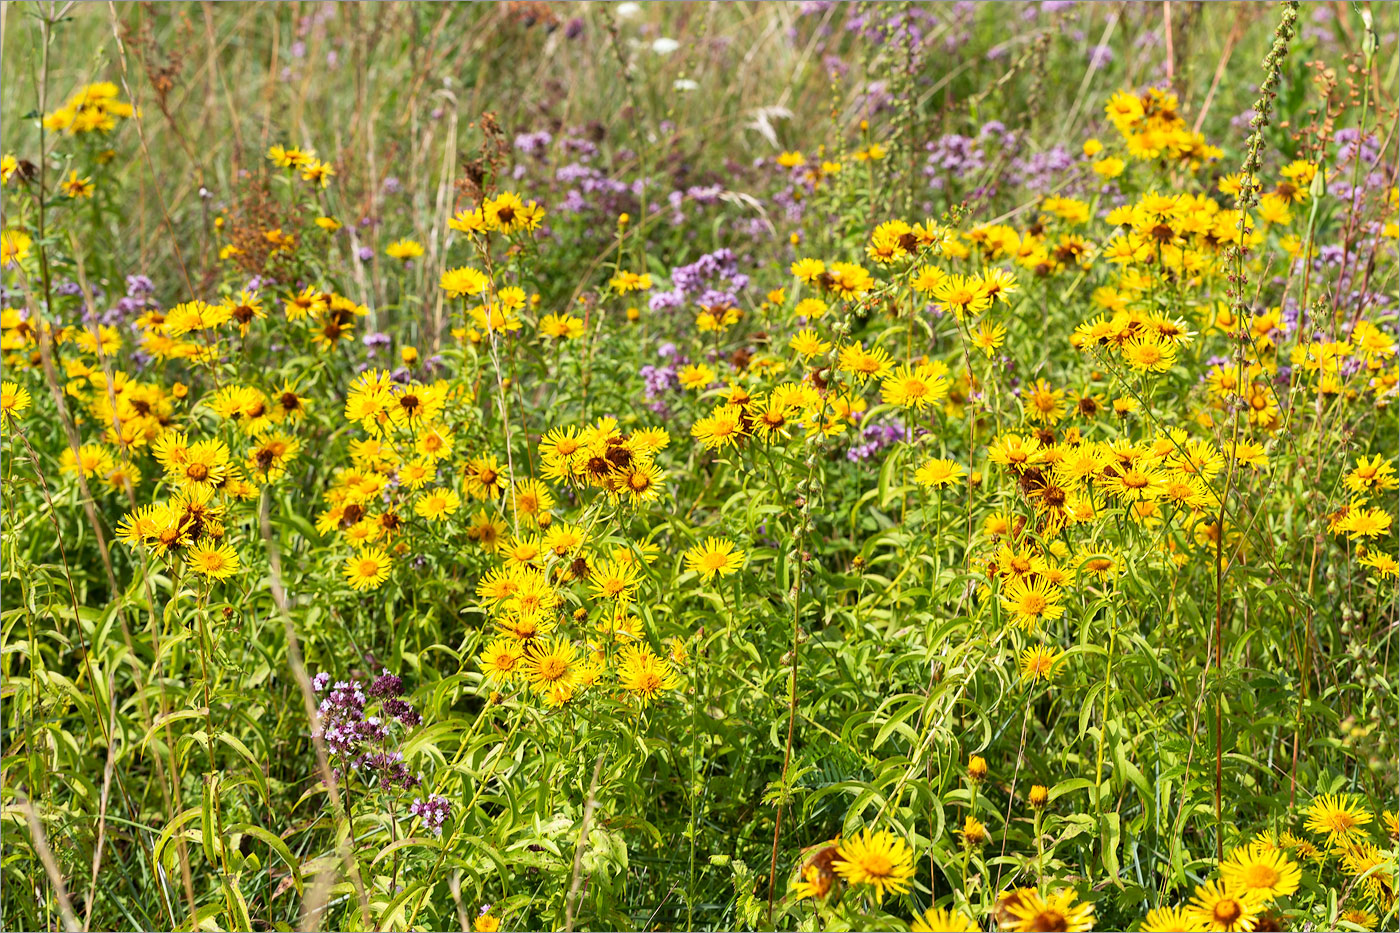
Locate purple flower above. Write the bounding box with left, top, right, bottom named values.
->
left=383, top=698, right=421, bottom=727
left=368, top=671, right=403, bottom=698
left=409, top=794, right=451, bottom=836
left=640, top=363, right=679, bottom=402
left=515, top=130, right=553, bottom=156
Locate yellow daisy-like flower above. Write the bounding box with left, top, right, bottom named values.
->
left=1360, top=550, right=1399, bottom=580
left=1003, top=889, right=1095, bottom=933
left=880, top=363, right=949, bottom=410
left=691, top=404, right=746, bottom=451
left=931, top=273, right=991, bottom=320
left=1, top=381, right=32, bottom=427
left=910, top=906, right=978, bottom=932
left=344, top=547, right=392, bottom=591
left=478, top=637, right=525, bottom=683
left=414, top=487, right=461, bottom=521
left=683, top=537, right=744, bottom=582
left=790, top=257, right=825, bottom=284
left=1340, top=907, right=1378, bottom=930
left=971, top=319, right=1007, bottom=357
left=1184, top=880, right=1262, bottom=932
left=2, top=228, right=34, bottom=267
left=616, top=645, right=680, bottom=707
left=1303, top=793, right=1373, bottom=845
left=1219, top=843, right=1300, bottom=900
left=440, top=266, right=489, bottom=298
left=915, top=458, right=965, bottom=489
left=1140, top=905, right=1196, bottom=932
left=523, top=636, right=578, bottom=694
left=1018, top=645, right=1063, bottom=683
left=1122, top=333, right=1178, bottom=372
left=999, top=577, right=1065, bottom=631
left=588, top=557, right=640, bottom=602
left=959, top=815, right=988, bottom=847
left=385, top=238, right=424, bottom=260
left=186, top=540, right=240, bottom=580
left=830, top=828, right=915, bottom=904
left=789, top=328, right=831, bottom=359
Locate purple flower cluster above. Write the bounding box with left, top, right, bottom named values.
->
left=409, top=793, right=451, bottom=837
left=639, top=343, right=685, bottom=416
left=650, top=248, right=749, bottom=312
left=515, top=130, right=553, bottom=158
left=923, top=122, right=1020, bottom=195
left=847, top=420, right=914, bottom=462
left=666, top=184, right=726, bottom=224
left=312, top=670, right=423, bottom=790
left=363, top=331, right=392, bottom=358
left=554, top=161, right=639, bottom=217
left=1008, top=145, right=1075, bottom=192
left=88, top=274, right=157, bottom=327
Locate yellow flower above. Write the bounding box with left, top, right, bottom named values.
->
left=1184, top=880, right=1263, bottom=932
left=826, top=261, right=874, bottom=297
left=540, top=313, right=585, bottom=339
left=1, top=381, right=32, bottom=427
left=609, top=270, right=652, bottom=293
left=523, top=636, right=578, bottom=694
left=691, top=404, right=746, bottom=451
left=616, top=644, right=680, bottom=707
left=1004, top=889, right=1095, bottom=933
left=440, top=266, right=489, bottom=298
left=830, top=828, right=915, bottom=904
left=678, top=363, right=717, bottom=390
left=2, top=228, right=32, bottom=268
left=790, top=257, right=825, bottom=284
left=1122, top=334, right=1178, bottom=372
left=1140, top=906, right=1195, bottom=932
left=1018, top=645, right=1063, bottom=683
left=186, top=540, right=241, bottom=580
left=1303, top=793, right=1373, bottom=845
left=880, top=362, right=949, bottom=410
left=60, top=170, right=95, bottom=198
left=683, top=537, right=744, bottom=581
left=299, top=158, right=335, bottom=187
left=910, top=907, right=977, bottom=932
left=345, top=547, right=392, bottom=591
left=915, top=458, right=965, bottom=489
left=959, top=814, right=988, bottom=846
left=1360, top=549, right=1398, bottom=580
left=1219, top=843, right=1300, bottom=900
left=482, top=191, right=544, bottom=234
left=789, top=328, right=831, bottom=359
left=999, top=577, right=1064, bottom=631
left=1345, top=454, right=1398, bottom=497
left=414, top=488, right=461, bottom=521
left=385, top=238, right=424, bottom=260
left=931, top=273, right=991, bottom=320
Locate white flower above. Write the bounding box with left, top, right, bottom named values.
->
left=616, top=2, right=640, bottom=19
left=652, top=37, right=680, bottom=55
left=673, top=78, right=699, bottom=92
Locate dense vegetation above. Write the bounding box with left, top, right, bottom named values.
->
left=2, top=2, right=1397, bottom=931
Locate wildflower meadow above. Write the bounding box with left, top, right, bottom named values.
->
left=2, top=2, right=1398, bottom=931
